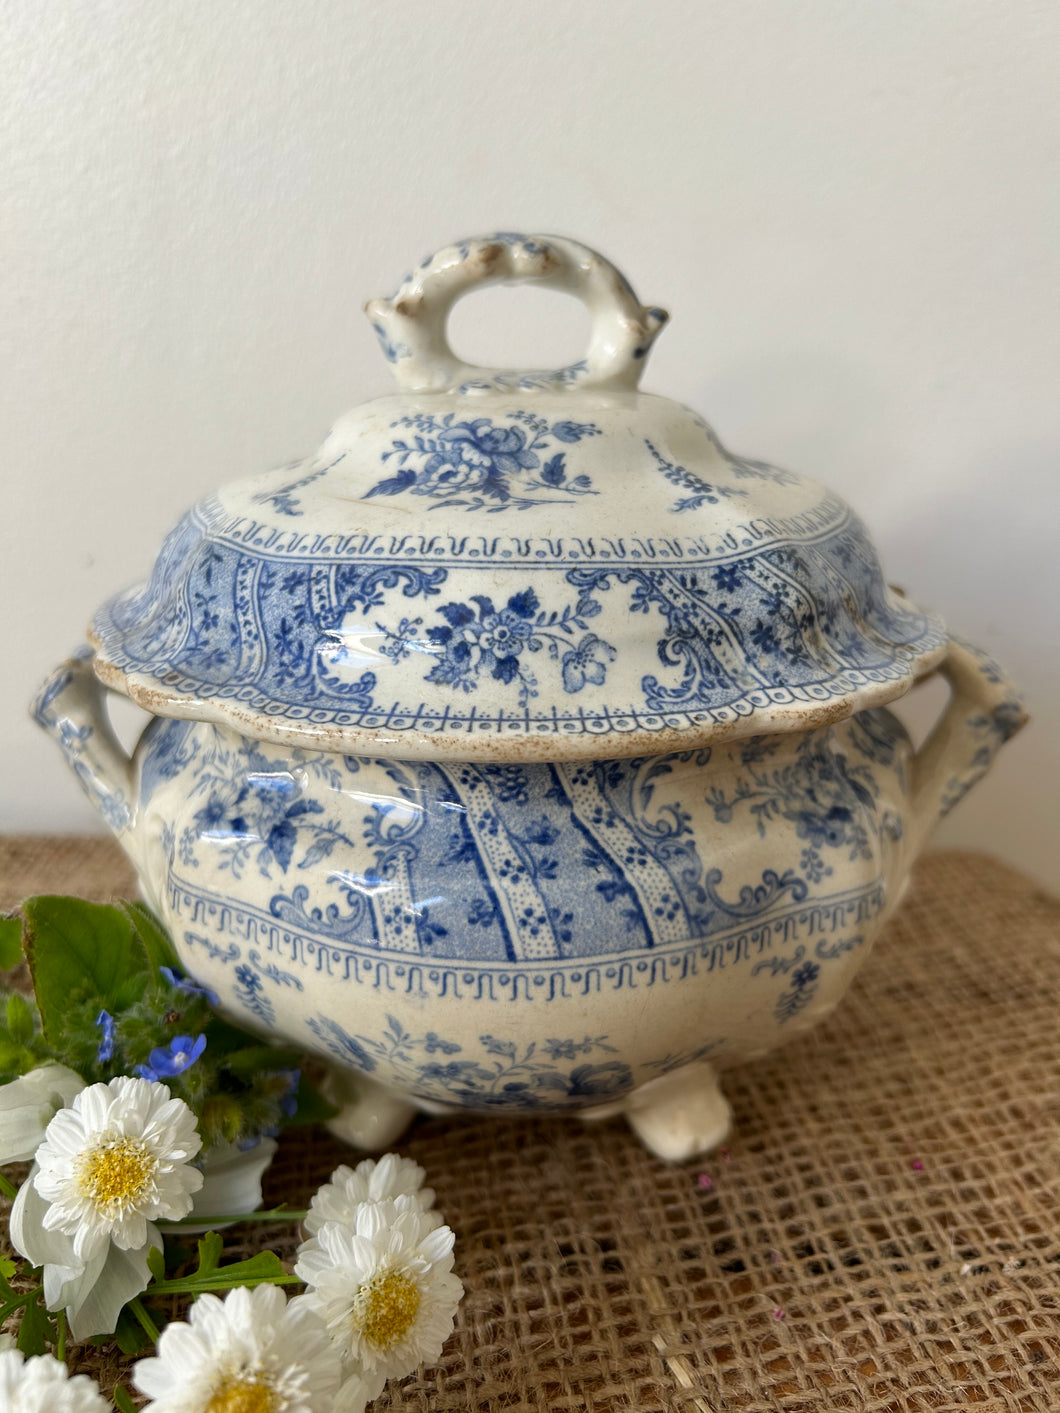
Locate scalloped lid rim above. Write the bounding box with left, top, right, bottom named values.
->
left=90, top=635, right=948, bottom=763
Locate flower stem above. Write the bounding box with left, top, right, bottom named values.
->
left=147, top=1271, right=302, bottom=1295
left=129, top=1296, right=160, bottom=1344
left=55, top=1308, right=66, bottom=1363
left=0, top=1171, right=18, bottom=1201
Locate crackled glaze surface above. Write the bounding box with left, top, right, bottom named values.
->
left=89, top=408, right=946, bottom=757
left=35, top=233, right=1028, bottom=1154
left=126, top=708, right=913, bottom=1110
left=34, top=633, right=1024, bottom=1127
left=89, top=233, right=946, bottom=760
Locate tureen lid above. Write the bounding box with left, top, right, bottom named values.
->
left=90, top=233, right=946, bottom=760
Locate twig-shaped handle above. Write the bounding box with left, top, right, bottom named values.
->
left=366, top=232, right=668, bottom=394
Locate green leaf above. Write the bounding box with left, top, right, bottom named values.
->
left=114, top=1299, right=155, bottom=1356
left=151, top=1248, right=292, bottom=1295
left=128, top=1296, right=161, bottom=1343
left=17, top=1290, right=54, bottom=1356
left=287, top=1073, right=339, bottom=1127
left=114, top=1385, right=140, bottom=1413
left=146, top=1245, right=166, bottom=1283
left=196, top=1231, right=224, bottom=1277
left=199, top=1096, right=244, bottom=1146
left=0, top=914, right=22, bottom=971
left=224, top=1045, right=303, bottom=1079
left=198, top=1014, right=271, bottom=1058
left=196, top=1248, right=289, bottom=1286
left=0, top=1294, right=31, bottom=1324
left=122, top=902, right=180, bottom=975
left=160, top=1238, right=194, bottom=1269
left=22, top=898, right=150, bottom=1041
left=6, top=993, right=34, bottom=1046
left=0, top=1255, right=17, bottom=1281
left=113, top=1303, right=153, bottom=1356
left=0, top=1041, right=26, bottom=1073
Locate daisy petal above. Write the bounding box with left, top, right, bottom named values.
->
left=0, top=1348, right=109, bottom=1411
left=132, top=1284, right=342, bottom=1413
left=10, top=1175, right=80, bottom=1271
left=294, top=1197, right=463, bottom=1381
left=66, top=1233, right=158, bottom=1342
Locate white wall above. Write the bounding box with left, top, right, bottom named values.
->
left=2, top=0, right=1057, bottom=888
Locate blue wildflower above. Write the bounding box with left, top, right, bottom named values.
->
left=95, top=1010, right=115, bottom=1065
left=135, top=1033, right=207, bottom=1082
left=160, top=966, right=219, bottom=1008
left=278, top=1069, right=300, bottom=1119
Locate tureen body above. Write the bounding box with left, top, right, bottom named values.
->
left=35, top=234, right=1026, bottom=1158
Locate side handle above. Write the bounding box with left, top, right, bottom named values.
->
left=907, top=637, right=1028, bottom=857
left=32, top=649, right=136, bottom=840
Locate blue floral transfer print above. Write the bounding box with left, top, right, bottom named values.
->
left=307, top=1012, right=633, bottom=1110
left=92, top=488, right=946, bottom=737
left=704, top=730, right=883, bottom=884
left=178, top=738, right=354, bottom=881
left=251, top=454, right=343, bottom=517
left=365, top=412, right=600, bottom=511
left=457, top=361, right=588, bottom=394
left=166, top=733, right=868, bottom=966
left=380, top=585, right=616, bottom=708
left=645, top=439, right=749, bottom=514
left=775, top=959, right=820, bottom=1024
left=369, top=321, right=411, bottom=366
left=31, top=654, right=133, bottom=834
left=233, top=963, right=275, bottom=1027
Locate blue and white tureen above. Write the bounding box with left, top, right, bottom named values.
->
left=36, top=234, right=1027, bottom=1159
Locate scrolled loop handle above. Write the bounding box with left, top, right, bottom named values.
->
left=906, top=636, right=1027, bottom=857
left=32, top=648, right=136, bottom=842
left=365, top=233, right=668, bottom=394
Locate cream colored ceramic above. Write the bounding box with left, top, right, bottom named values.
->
left=35, top=234, right=1027, bottom=1159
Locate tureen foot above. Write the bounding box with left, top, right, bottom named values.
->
left=320, top=1067, right=418, bottom=1151
left=615, top=1061, right=732, bottom=1162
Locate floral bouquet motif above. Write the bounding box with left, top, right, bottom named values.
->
left=366, top=412, right=600, bottom=512
left=410, top=586, right=616, bottom=707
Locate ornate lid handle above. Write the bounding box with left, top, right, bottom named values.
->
left=365, top=233, right=669, bottom=394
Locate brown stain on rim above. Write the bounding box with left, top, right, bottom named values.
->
left=86, top=625, right=947, bottom=765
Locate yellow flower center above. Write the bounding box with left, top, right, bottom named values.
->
left=356, top=1265, right=422, bottom=1351
left=205, top=1376, right=275, bottom=1413
left=76, top=1135, right=158, bottom=1215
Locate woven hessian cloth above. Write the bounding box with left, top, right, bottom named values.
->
left=1, top=836, right=1058, bottom=1411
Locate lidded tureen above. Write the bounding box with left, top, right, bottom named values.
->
left=36, top=234, right=1026, bottom=1159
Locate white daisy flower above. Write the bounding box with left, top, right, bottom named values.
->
left=295, top=1196, right=463, bottom=1382
left=0, top=1064, right=86, bottom=1164
left=304, top=1153, right=436, bottom=1237
left=33, top=1075, right=203, bottom=1260
left=0, top=1348, right=109, bottom=1413
left=132, top=1283, right=343, bottom=1413
left=10, top=1076, right=204, bottom=1340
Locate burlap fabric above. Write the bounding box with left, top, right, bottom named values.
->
left=1, top=836, right=1058, bottom=1411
